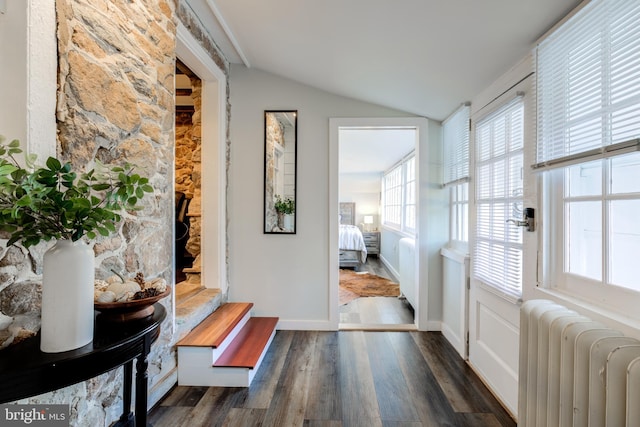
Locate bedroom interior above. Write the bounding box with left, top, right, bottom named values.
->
left=338, top=127, right=417, bottom=329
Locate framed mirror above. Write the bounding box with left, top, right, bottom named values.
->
left=264, top=110, right=297, bottom=234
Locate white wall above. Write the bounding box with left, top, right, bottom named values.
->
left=228, top=65, right=412, bottom=329
left=338, top=172, right=380, bottom=228
left=419, top=120, right=448, bottom=329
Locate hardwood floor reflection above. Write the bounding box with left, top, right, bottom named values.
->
left=149, top=331, right=515, bottom=427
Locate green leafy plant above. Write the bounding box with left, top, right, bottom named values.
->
left=0, top=136, right=154, bottom=247
left=274, top=194, right=295, bottom=215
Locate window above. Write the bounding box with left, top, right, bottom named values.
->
left=404, top=156, right=416, bottom=232
left=474, top=98, right=524, bottom=299
left=383, top=165, right=402, bottom=228
left=536, top=0, right=640, bottom=311
left=450, top=182, right=469, bottom=244
left=443, top=105, right=470, bottom=244
left=382, top=154, right=415, bottom=234
left=551, top=154, right=640, bottom=293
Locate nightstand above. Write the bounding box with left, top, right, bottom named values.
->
left=362, top=231, right=380, bottom=256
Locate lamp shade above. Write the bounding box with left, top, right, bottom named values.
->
left=364, top=215, right=374, bottom=224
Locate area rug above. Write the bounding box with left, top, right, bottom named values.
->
left=339, top=269, right=400, bottom=305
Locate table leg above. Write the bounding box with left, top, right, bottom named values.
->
left=135, top=335, right=152, bottom=427
left=113, top=360, right=134, bottom=427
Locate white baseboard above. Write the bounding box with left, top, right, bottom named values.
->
left=379, top=255, right=400, bottom=282
left=426, top=320, right=442, bottom=331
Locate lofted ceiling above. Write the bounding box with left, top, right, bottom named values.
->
left=184, top=0, right=582, bottom=173
left=185, top=0, right=581, bottom=122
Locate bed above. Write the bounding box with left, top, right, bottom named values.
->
left=339, top=202, right=367, bottom=268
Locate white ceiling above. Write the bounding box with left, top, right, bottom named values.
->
left=339, top=128, right=416, bottom=174
left=185, top=0, right=581, bottom=172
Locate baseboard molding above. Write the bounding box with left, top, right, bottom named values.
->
left=379, top=255, right=400, bottom=282
left=441, top=323, right=466, bottom=358
left=425, top=320, right=442, bottom=331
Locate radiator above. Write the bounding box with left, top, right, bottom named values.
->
left=518, top=300, right=640, bottom=427
left=398, top=238, right=416, bottom=309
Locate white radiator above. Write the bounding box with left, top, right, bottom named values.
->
left=399, top=238, right=416, bottom=309
left=518, top=300, right=640, bottom=427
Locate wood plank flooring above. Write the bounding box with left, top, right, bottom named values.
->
left=340, top=257, right=415, bottom=328
left=150, top=330, right=515, bottom=427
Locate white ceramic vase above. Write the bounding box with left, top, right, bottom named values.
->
left=40, top=239, right=95, bottom=353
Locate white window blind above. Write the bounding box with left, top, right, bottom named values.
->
left=474, top=98, right=524, bottom=299
left=534, top=0, right=640, bottom=170
left=443, top=104, right=470, bottom=185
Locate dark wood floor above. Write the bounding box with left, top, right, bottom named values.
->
left=340, top=257, right=415, bottom=328
left=150, top=330, right=515, bottom=427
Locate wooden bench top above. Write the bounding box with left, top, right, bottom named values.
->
left=177, top=302, right=253, bottom=347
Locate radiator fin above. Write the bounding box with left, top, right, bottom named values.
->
left=627, top=358, right=640, bottom=425
left=519, top=300, right=640, bottom=427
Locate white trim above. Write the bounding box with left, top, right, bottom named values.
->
left=330, top=117, right=433, bottom=331
left=205, top=0, right=250, bottom=68
left=176, top=23, right=228, bottom=299
left=26, top=0, right=56, bottom=159
left=176, top=24, right=226, bottom=81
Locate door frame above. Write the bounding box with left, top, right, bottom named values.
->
left=467, top=56, right=535, bottom=417
left=176, top=24, right=228, bottom=296
left=329, top=117, right=440, bottom=331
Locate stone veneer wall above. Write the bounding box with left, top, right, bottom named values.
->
left=0, top=0, right=230, bottom=425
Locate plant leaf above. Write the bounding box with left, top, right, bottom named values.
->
left=45, top=157, right=62, bottom=171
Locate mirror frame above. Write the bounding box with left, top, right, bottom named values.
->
left=264, top=110, right=297, bottom=234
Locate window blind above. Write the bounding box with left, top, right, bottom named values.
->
left=474, top=98, right=524, bottom=300
left=534, top=0, right=640, bottom=170
left=443, top=104, right=470, bottom=185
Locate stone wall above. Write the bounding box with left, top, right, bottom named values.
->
left=0, top=0, right=230, bottom=425
left=175, top=73, right=202, bottom=277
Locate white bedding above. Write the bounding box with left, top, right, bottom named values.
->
left=339, top=224, right=367, bottom=262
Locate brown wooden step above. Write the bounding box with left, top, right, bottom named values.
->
left=213, top=317, right=279, bottom=369
left=177, top=302, right=253, bottom=347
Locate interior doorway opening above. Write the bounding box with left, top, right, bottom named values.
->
left=337, top=125, right=418, bottom=331
left=174, top=59, right=202, bottom=289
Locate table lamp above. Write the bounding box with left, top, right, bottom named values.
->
left=364, top=215, right=374, bottom=232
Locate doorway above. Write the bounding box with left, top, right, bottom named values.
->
left=330, top=117, right=436, bottom=330
left=174, top=59, right=200, bottom=286
left=175, top=24, right=228, bottom=300
left=337, top=126, right=416, bottom=330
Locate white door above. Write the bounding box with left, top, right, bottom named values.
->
left=468, top=72, right=535, bottom=417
